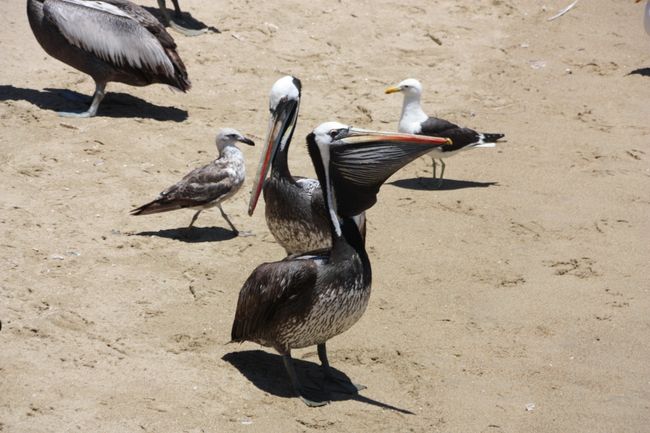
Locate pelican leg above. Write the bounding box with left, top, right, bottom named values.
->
left=282, top=353, right=329, bottom=407
left=188, top=210, right=202, bottom=228
left=317, top=343, right=366, bottom=394
left=170, top=0, right=183, bottom=16
left=431, top=157, right=437, bottom=179
left=58, top=82, right=106, bottom=118
left=157, top=0, right=208, bottom=37
left=218, top=204, right=253, bottom=237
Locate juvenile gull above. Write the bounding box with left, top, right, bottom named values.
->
left=27, top=0, right=190, bottom=118
left=231, top=123, right=450, bottom=407
left=385, top=78, right=504, bottom=185
left=131, top=128, right=254, bottom=234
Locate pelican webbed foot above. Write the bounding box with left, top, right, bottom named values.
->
left=282, top=353, right=330, bottom=407
left=317, top=343, right=365, bottom=395
left=58, top=82, right=106, bottom=118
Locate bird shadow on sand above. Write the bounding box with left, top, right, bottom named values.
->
left=142, top=6, right=220, bottom=33
left=0, top=85, right=188, bottom=122
left=628, top=67, right=650, bottom=77
left=223, top=350, right=415, bottom=414
left=390, top=177, right=498, bottom=191
left=133, top=226, right=237, bottom=243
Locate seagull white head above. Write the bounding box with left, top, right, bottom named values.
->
left=215, top=128, right=255, bottom=153
left=385, top=78, right=423, bottom=98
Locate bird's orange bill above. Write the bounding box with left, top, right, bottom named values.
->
left=384, top=86, right=402, bottom=94
left=248, top=98, right=299, bottom=216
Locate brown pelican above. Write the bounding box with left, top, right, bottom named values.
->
left=231, top=122, right=450, bottom=406
left=131, top=128, right=254, bottom=234
left=385, top=78, right=504, bottom=185
left=27, top=0, right=191, bottom=118
left=157, top=0, right=208, bottom=37
left=247, top=76, right=333, bottom=255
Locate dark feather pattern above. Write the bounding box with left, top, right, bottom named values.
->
left=420, top=117, right=503, bottom=152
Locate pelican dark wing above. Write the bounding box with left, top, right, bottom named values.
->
left=231, top=256, right=322, bottom=347
left=44, top=0, right=181, bottom=80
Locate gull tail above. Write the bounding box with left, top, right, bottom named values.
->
left=130, top=199, right=182, bottom=216
left=475, top=132, right=505, bottom=148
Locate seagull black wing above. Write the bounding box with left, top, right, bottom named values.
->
left=420, top=117, right=504, bottom=151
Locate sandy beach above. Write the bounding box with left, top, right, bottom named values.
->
left=1, top=1, right=649, bottom=432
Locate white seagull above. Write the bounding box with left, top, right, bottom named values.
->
left=385, top=78, right=504, bottom=185
left=131, top=128, right=254, bottom=234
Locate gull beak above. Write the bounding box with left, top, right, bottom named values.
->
left=247, top=98, right=299, bottom=216
left=384, top=86, right=402, bottom=94
left=237, top=136, right=255, bottom=146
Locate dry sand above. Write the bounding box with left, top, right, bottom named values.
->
left=1, top=0, right=649, bottom=432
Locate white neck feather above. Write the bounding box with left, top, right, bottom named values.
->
left=398, top=93, right=428, bottom=134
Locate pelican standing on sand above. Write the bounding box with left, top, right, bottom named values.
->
left=248, top=76, right=333, bottom=255
left=385, top=78, right=504, bottom=185
left=131, top=128, right=254, bottom=235
left=27, top=0, right=191, bottom=117
left=231, top=123, right=450, bottom=406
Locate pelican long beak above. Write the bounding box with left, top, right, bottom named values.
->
left=325, top=128, right=451, bottom=216
left=247, top=98, right=299, bottom=216
left=384, top=86, right=402, bottom=94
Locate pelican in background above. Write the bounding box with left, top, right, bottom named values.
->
left=27, top=0, right=191, bottom=118
left=157, top=0, right=208, bottom=36
left=131, top=128, right=254, bottom=235
left=385, top=78, right=504, bottom=186
left=248, top=76, right=333, bottom=255
left=636, top=0, right=650, bottom=35
left=231, top=123, right=450, bottom=406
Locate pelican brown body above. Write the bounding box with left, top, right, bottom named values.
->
left=27, top=0, right=190, bottom=117
left=231, top=123, right=451, bottom=406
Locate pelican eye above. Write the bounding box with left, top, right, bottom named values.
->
left=329, top=129, right=339, bottom=139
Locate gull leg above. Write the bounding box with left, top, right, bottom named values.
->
left=188, top=210, right=202, bottom=228
left=431, top=157, right=437, bottom=179
left=283, top=353, right=329, bottom=407
left=317, top=343, right=366, bottom=394
left=217, top=204, right=253, bottom=236
left=438, top=159, right=446, bottom=187
left=58, top=81, right=106, bottom=118
left=157, top=0, right=207, bottom=36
